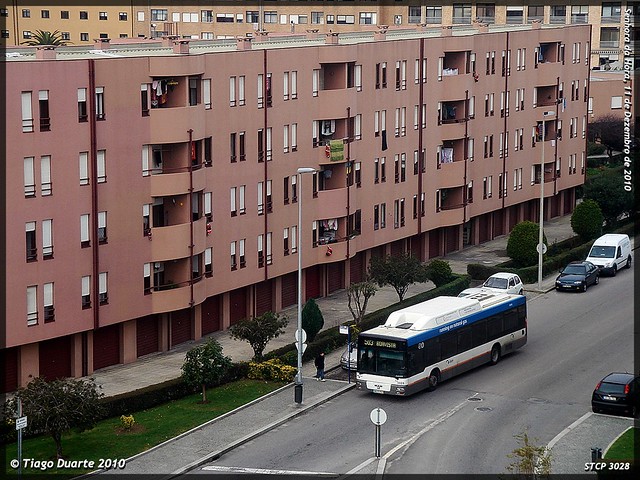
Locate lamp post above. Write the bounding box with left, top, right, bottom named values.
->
left=295, top=167, right=316, bottom=404
left=538, top=111, right=555, bottom=290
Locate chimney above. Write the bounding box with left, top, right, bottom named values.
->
left=93, top=38, right=111, bottom=50
left=255, top=30, right=269, bottom=41
left=162, top=35, right=179, bottom=47
left=531, top=19, right=542, bottom=30
left=35, top=45, right=57, bottom=60
left=475, top=23, right=489, bottom=33
left=374, top=25, right=388, bottom=41
left=416, top=23, right=431, bottom=32
left=173, top=39, right=190, bottom=54
left=441, top=26, right=453, bottom=37
left=325, top=32, right=339, bottom=45
left=236, top=36, right=252, bottom=51
left=306, top=29, right=320, bottom=40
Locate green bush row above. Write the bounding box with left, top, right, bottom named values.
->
left=248, top=359, right=296, bottom=382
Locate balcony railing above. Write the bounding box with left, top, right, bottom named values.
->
left=452, top=16, right=472, bottom=24
left=570, top=14, right=588, bottom=24
left=549, top=15, right=566, bottom=24
left=600, top=15, right=621, bottom=24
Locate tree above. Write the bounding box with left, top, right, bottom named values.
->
left=588, top=115, right=625, bottom=163
left=22, top=30, right=69, bottom=46
left=229, top=311, right=288, bottom=361
left=181, top=338, right=232, bottom=403
left=426, top=259, right=453, bottom=287
left=583, top=172, right=635, bottom=227
left=302, top=298, right=324, bottom=342
left=506, top=431, right=552, bottom=477
left=347, top=280, right=377, bottom=325
left=506, top=221, right=547, bottom=268
left=3, top=377, right=103, bottom=459
left=369, top=253, right=429, bottom=302
left=570, top=199, right=603, bottom=241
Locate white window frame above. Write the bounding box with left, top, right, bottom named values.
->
left=22, top=91, right=33, bottom=132
left=24, top=156, right=35, bottom=196
left=27, top=285, right=37, bottom=325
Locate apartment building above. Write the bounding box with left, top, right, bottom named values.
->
left=3, top=22, right=589, bottom=391
left=2, top=1, right=636, bottom=69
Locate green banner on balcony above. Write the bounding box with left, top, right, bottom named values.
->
left=329, top=140, right=344, bottom=162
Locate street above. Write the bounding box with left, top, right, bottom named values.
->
left=192, top=266, right=634, bottom=475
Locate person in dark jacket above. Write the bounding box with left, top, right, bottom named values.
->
left=314, top=352, right=326, bottom=381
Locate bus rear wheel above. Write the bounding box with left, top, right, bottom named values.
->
left=490, top=345, right=501, bottom=365
left=427, top=370, right=440, bottom=391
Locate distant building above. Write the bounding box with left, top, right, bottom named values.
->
left=2, top=1, right=636, bottom=69
left=3, top=22, right=589, bottom=391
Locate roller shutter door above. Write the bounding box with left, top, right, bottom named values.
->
left=281, top=272, right=298, bottom=308
left=445, top=226, right=459, bottom=254
left=39, top=336, right=72, bottom=380
left=390, top=239, right=404, bottom=257
left=492, top=210, right=504, bottom=237
left=479, top=214, right=491, bottom=243
left=563, top=190, right=573, bottom=215
left=201, top=295, right=221, bottom=335
left=349, top=253, right=364, bottom=284
left=171, top=309, right=192, bottom=347
left=508, top=206, right=519, bottom=232
left=327, top=262, right=344, bottom=294
left=410, top=235, right=423, bottom=261
left=229, top=288, right=247, bottom=325
left=137, top=315, right=159, bottom=358
left=1, top=348, right=18, bottom=393
left=255, top=280, right=273, bottom=316
left=93, top=324, right=120, bottom=370
left=305, top=265, right=321, bottom=300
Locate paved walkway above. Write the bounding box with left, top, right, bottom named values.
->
left=79, top=213, right=635, bottom=477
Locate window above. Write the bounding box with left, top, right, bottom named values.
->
left=78, top=88, right=88, bottom=122
left=22, top=9, right=30, bottom=18
left=506, top=6, right=524, bottom=24
left=311, top=12, right=323, bottom=24
left=264, top=11, right=277, bottom=24
left=476, top=3, right=496, bottom=23
left=600, top=28, right=620, bottom=48
left=283, top=125, right=289, bottom=153
left=528, top=5, right=544, bottom=22
left=99, top=12, right=107, bottom=20
left=189, top=77, right=199, bottom=106
left=258, top=74, right=264, bottom=108
left=230, top=187, right=237, bottom=216
left=283, top=228, right=289, bottom=255
left=40, top=155, right=51, bottom=196
left=453, top=4, right=471, bottom=24
left=239, top=239, right=246, bottom=268
left=26, top=222, right=37, bottom=261
left=21, top=92, right=33, bottom=133
left=229, top=76, right=236, bottom=107
left=23, top=31, right=32, bottom=39
left=337, top=15, right=355, bottom=24
left=60, top=10, right=69, bottom=19
left=80, top=214, right=90, bottom=248
left=80, top=33, right=89, bottom=42
left=99, top=272, right=108, bottom=304
left=42, top=219, right=53, bottom=258
left=266, top=232, right=272, bottom=265
left=97, top=150, right=106, bottom=182
left=611, top=96, right=623, bottom=109
left=359, top=12, right=377, bottom=24
left=119, top=12, right=127, bottom=21
left=43, top=282, right=54, bottom=323
left=571, top=5, right=588, bottom=24
left=291, top=124, right=297, bottom=152
left=97, top=211, right=107, bottom=243
left=203, top=79, right=211, bottom=109
left=27, top=286, right=37, bottom=325
left=1, top=30, right=8, bottom=38
left=79, top=152, right=89, bottom=185
left=95, top=87, right=105, bottom=120
left=257, top=181, right=264, bottom=214
left=41, top=10, right=50, bottom=19
left=426, top=6, right=442, bottom=23
left=141, top=84, right=150, bottom=116
left=550, top=5, right=566, bottom=23
left=82, top=275, right=91, bottom=308
left=230, top=133, right=237, bottom=162
left=602, top=3, right=622, bottom=23
left=80, top=11, right=88, bottom=20
left=24, top=157, right=35, bottom=197
left=151, top=9, right=167, bottom=21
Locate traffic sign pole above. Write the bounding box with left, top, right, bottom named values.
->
left=17, top=398, right=22, bottom=478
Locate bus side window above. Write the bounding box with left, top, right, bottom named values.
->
left=472, top=321, right=487, bottom=347
left=517, top=305, right=527, bottom=328
left=425, top=338, right=440, bottom=365
left=457, top=327, right=472, bottom=353
left=440, top=333, right=457, bottom=359
left=487, top=315, right=503, bottom=340
left=503, top=310, right=519, bottom=333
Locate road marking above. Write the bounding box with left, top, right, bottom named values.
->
left=340, top=457, right=376, bottom=477
left=202, top=465, right=337, bottom=476
left=546, top=411, right=592, bottom=451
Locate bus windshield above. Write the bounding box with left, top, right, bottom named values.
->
left=358, top=346, right=406, bottom=377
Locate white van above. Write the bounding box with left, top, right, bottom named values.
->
left=585, top=234, right=632, bottom=276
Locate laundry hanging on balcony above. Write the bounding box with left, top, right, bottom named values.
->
left=441, top=147, right=454, bottom=163
left=151, top=79, right=168, bottom=107
left=329, top=139, right=344, bottom=162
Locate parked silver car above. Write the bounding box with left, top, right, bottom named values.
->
left=340, top=342, right=357, bottom=371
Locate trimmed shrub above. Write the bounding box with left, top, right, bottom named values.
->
left=506, top=221, right=548, bottom=268
left=426, top=259, right=453, bottom=287
left=247, top=359, right=296, bottom=382
left=302, top=298, right=324, bottom=342
left=571, top=199, right=603, bottom=241
left=120, top=414, right=135, bottom=430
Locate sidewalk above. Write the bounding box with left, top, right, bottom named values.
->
left=84, top=213, right=625, bottom=476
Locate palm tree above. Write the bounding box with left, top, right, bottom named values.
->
left=22, top=30, right=69, bottom=46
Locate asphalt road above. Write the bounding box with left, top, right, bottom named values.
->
left=192, top=266, right=634, bottom=476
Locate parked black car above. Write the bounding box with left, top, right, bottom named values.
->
left=555, top=261, right=599, bottom=292
left=592, top=372, right=639, bottom=417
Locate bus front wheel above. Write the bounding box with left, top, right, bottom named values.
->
left=490, top=345, right=501, bottom=365
left=427, top=370, right=440, bottom=391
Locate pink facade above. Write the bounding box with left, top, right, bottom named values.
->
left=3, top=24, right=590, bottom=391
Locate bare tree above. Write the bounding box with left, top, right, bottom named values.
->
left=347, top=281, right=377, bottom=325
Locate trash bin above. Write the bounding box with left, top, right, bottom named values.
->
left=591, top=447, right=602, bottom=462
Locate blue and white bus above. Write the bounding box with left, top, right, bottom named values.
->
left=356, top=291, right=527, bottom=396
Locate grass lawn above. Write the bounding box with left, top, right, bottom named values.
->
left=5, top=379, right=285, bottom=476
left=604, top=427, right=636, bottom=461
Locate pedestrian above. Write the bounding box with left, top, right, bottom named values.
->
left=314, top=352, right=326, bottom=381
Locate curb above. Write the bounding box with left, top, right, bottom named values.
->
left=167, top=382, right=356, bottom=478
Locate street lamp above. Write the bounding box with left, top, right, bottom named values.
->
left=538, top=111, right=555, bottom=290
left=295, top=167, right=316, bottom=404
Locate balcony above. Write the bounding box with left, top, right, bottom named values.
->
left=312, top=236, right=348, bottom=265
left=317, top=137, right=348, bottom=165
left=150, top=282, right=192, bottom=314
left=149, top=106, right=206, bottom=144
left=150, top=222, right=192, bottom=261
left=600, top=15, right=621, bottom=24
left=549, top=15, right=567, bottom=24
left=316, top=88, right=355, bottom=120
left=535, top=85, right=559, bottom=108
left=316, top=187, right=348, bottom=219
left=150, top=166, right=206, bottom=197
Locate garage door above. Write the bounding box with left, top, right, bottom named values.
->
left=479, top=214, right=491, bottom=243
left=444, top=226, right=459, bottom=254
left=137, top=315, right=159, bottom=358
left=93, top=324, right=121, bottom=370
left=410, top=235, right=423, bottom=261
left=281, top=272, right=298, bottom=308
left=390, top=239, right=404, bottom=257
left=305, top=265, right=321, bottom=300
left=327, top=261, right=344, bottom=294
left=1, top=347, right=18, bottom=393
left=201, top=295, right=221, bottom=335
left=349, top=253, right=364, bottom=284
left=229, top=288, right=247, bottom=325
left=39, top=336, right=72, bottom=380
left=493, top=210, right=504, bottom=237
left=171, top=309, right=192, bottom=347
left=255, top=280, right=273, bottom=316
left=428, top=229, right=441, bottom=258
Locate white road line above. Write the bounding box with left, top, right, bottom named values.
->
left=546, top=411, right=592, bottom=451
left=339, top=457, right=376, bottom=478
left=202, top=465, right=338, bottom=476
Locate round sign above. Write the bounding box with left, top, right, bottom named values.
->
left=370, top=408, right=387, bottom=426
left=536, top=243, right=548, bottom=254
left=294, top=329, right=307, bottom=343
